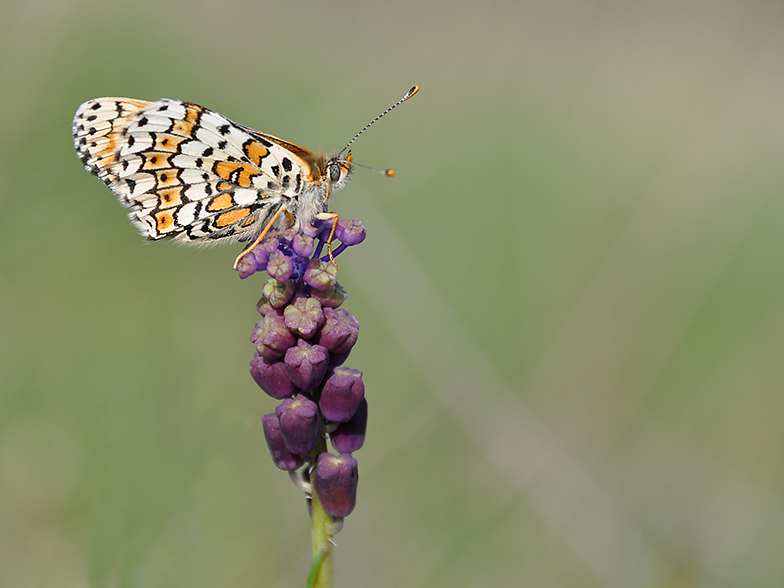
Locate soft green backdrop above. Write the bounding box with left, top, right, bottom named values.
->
left=2, top=1, right=783, bottom=587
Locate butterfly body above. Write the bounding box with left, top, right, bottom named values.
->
left=73, top=97, right=352, bottom=246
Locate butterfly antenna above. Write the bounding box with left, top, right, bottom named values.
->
left=337, top=85, right=419, bottom=160
left=344, top=159, right=398, bottom=177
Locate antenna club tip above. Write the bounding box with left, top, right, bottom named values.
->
left=385, top=169, right=395, bottom=177
left=405, top=85, right=420, bottom=99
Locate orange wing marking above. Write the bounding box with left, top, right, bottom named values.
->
left=206, top=193, right=235, bottom=212
left=157, top=187, right=183, bottom=208
left=215, top=208, right=251, bottom=228
left=154, top=210, right=175, bottom=233
left=243, top=140, right=269, bottom=166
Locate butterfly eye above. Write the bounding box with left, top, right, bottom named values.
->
left=328, top=163, right=342, bottom=183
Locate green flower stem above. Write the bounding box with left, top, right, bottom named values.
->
left=308, top=441, right=334, bottom=588
left=306, top=551, right=326, bottom=588
left=307, top=491, right=333, bottom=588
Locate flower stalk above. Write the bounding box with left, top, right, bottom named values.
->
left=308, top=441, right=334, bottom=588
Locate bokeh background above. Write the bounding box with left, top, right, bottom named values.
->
left=2, top=0, right=784, bottom=586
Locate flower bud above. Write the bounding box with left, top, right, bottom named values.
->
left=253, top=245, right=271, bottom=268
left=262, top=413, right=304, bottom=471
left=331, top=398, right=368, bottom=454
left=335, top=220, right=366, bottom=246
left=316, top=308, right=359, bottom=354
left=304, top=257, right=338, bottom=291
left=275, top=395, right=322, bottom=455
left=261, top=278, right=295, bottom=309
left=235, top=249, right=258, bottom=279
left=319, top=368, right=365, bottom=422
left=260, top=235, right=280, bottom=255
left=313, top=453, right=358, bottom=517
left=255, top=298, right=274, bottom=316
left=284, top=339, right=329, bottom=391
left=300, top=223, right=318, bottom=238
left=250, top=353, right=296, bottom=399
left=310, top=282, right=348, bottom=309
left=267, top=250, right=293, bottom=282
left=292, top=233, right=315, bottom=257
left=250, top=312, right=296, bottom=360
left=283, top=295, right=325, bottom=339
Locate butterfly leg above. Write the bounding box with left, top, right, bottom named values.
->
left=233, top=205, right=291, bottom=270
left=316, top=211, right=340, bottom=267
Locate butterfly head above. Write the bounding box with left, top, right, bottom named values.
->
left=325, top=150, right=353, bottom=192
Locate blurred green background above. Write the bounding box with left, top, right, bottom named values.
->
left=2, top=0, right=784, bottom=586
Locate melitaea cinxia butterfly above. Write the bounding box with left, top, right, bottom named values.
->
left=72, top=86, right=419, bottom=267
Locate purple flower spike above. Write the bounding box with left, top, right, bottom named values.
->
left=276, top=395, right=322, bottom=455
left=239, top=219, right=370, bottom=518
left=292, top=233, right=315, bottom=257
left=284, top=295, right=325, bottom=339
left=313, top=453, right=358, bottom=518
left=251, top=313, right=296, bottom=360
left=310, top=282, right=348, bottom=309
left=262, top=413, right=304, bottom=471
left=267, top=250, right=294, bottom=282
left=250, top=353, right=296, bottom=399
left=317, top=308, right=359, bottom=354
left=304, top=257, right=338, bottom=291
left=261, top=278, right=295, bottom=309
left=335, top=220, right=366, bottom=246
left=319, top=368, right=365, bottom=423
left=331, top=398, right=368, bottom=454
left=284, top=339, right=329, bottom=391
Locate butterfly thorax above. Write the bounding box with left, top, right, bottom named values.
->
left=243, top=129, right=353, bottom=230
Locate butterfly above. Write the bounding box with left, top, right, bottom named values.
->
left=72, top=86, right=419, bottom=268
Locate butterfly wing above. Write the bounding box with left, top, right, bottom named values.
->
left=73, top=98, right=319, bottom=244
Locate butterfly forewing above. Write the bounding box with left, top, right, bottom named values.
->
left=73, top=97, right=322, bottom=245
